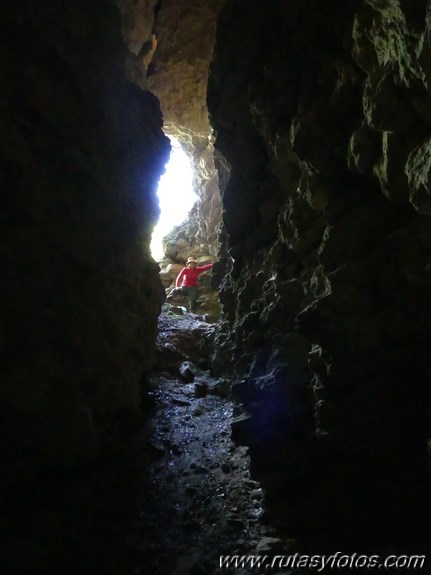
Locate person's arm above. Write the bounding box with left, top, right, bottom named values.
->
left=195, top=263, right=213, bottom=275
left=176, top=268, right=186, bottom=288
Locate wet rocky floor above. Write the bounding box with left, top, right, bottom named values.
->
left=129, top=311, right=283, bottom=574
left=3, top=310, right=423, bottom=575
left=0, top=310, right=291, bottom=575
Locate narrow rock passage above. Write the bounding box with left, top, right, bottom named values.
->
left=132, top=311, right=280, bottom=575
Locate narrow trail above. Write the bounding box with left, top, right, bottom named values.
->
left=131, top=311, right=284, bottom=575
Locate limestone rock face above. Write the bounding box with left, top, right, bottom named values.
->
left=1, top=2, right=169, bottom=473
left=148, top=0, right=223, bottom=267
left=121, top=0, right=223, bottom=312
left=148, top=0, right=224, bottom=138
left=121, top=0, right=224, bottom=234
left=116, top=0, right=158, bottom=53
left=208, top=0, right=431, bottom=550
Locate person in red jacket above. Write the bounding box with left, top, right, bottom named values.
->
left=166, top=257, right=213, bottom=313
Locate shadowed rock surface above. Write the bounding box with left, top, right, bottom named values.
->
left=1, top=0, right=431, bottom=572
left=208, top=0, right=431, bottom=554
left=1, top=0, right=168, bottom=477
left=134, top=312, right=280, bottom=574
left=1, top=2, right=168, bottom=571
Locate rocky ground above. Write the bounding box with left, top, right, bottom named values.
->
left=129, top=309, right=291, bottom=574
left=1, top=307, right=292, bottom=575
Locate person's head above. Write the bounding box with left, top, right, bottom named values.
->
left=186, top=257, right=197, bottom=268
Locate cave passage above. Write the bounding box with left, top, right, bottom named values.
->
left=133, top=312, right=282, bottom=574
left=3, top=1, right=431, bottom=573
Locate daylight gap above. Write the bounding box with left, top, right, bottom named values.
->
left=150, top=137, right=198, bottom=261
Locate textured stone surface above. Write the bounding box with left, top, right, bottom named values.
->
left=1, top=1, right=169, bottom=473
left=208, top=0, right=431, bottom=552
left=121, top=0, right=224, bottom=247
left=116, top=0, right=158, bottom=53
left=122, top=0, right=224, bottom=313
left=148, top=0, right=223, bottom=269
left=148, top=0, right=224, bottom=138
left=3, top=0, right=431, bottom=568
left=135, top=313, right=276, bottom=575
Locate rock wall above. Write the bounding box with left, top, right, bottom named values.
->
left=120, top=0, right=223, bottom=314
left=147, top=0, right=223, bottom=260
left=208, top=0, right=431, bottom=552
left=147, top=0, right=223, bottom=138
left=116, top=0, right=158, bottom=54
left=1, top=1, right=169, bottom=477
left=129, top=0, right=224, bottom=318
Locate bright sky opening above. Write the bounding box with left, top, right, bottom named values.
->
left=150, top=138, right=197, bottom=260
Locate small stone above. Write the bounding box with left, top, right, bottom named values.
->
left=250, top=488, right=263, bottom=498
left=255, top=537, right=284, bottom=554
left=221, top=462, right=232, bottom=474
left=169, top=305, right=185, bottom=315
left=179, top=361, right=195, bottom=383
left=172, top=398, right=191, bottom=406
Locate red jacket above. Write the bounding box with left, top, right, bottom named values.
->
left=176, top=263, right=213, bottom=288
